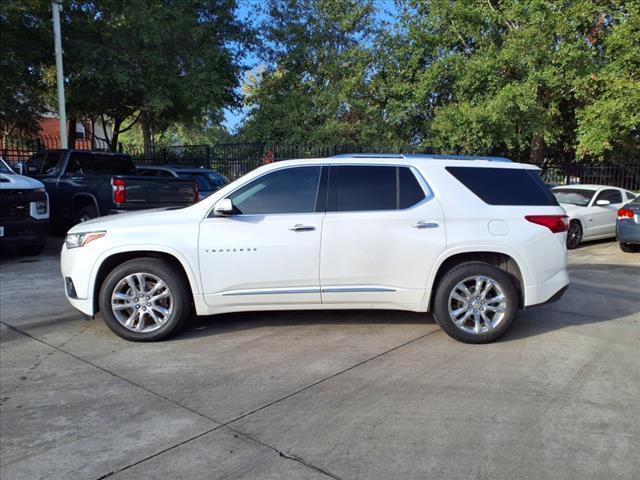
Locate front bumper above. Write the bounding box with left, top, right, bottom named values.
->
left=0, top=217, right=49, bottom=246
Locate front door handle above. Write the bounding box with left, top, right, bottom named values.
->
left=412, top=220, right=439, bottom=229
left=289, top=224, right=316, bottom=232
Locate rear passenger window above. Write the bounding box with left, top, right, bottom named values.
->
left=327, top=166, right=426, bottom=212
left=626, top=192, right=636, bottom=200
left=446, top=167, right=558, bottom=206
left=329, top=166, right=396, bottom=212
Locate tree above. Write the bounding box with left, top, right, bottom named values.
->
left=238, top=0, right=390, bottom=145
left=0, top=1, right=52, bottom=140
left=387, top=0, right=637, bottom=163
left=62, top=0, right=249, bottom=150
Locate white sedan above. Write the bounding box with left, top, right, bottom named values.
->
left=551, top=185, right=637, bottom=249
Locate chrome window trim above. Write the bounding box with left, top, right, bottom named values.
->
left=205, top=162, right=436, bottom=218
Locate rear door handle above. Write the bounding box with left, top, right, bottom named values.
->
left=289, top=224, right=316, bottom=232
left=412, top=220, right=439, bottom=229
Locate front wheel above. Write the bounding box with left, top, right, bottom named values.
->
left=99, top=258, right=192, bottom=341
left=432, top=262, right=519, bottom=344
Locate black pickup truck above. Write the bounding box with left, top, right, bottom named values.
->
left=21, top=150, right=197, bottom=225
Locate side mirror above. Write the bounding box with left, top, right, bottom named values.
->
left=213, top=198, right=235, bottom=216
left=16, top=162, right=24, bottom=175
left=596, top=199, right=611, bottom=206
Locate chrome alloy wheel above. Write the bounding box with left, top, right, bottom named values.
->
left=447, top=275, right=507, bottom=335
left=111, top=273, right=173, bottom=333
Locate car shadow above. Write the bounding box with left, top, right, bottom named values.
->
left=172, top=262, right=639, bottom=344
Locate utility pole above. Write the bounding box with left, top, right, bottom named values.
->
left=51, top=0, right=68, bottom=148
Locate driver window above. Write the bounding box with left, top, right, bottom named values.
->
left=228, top=167, right=321, bottom=215
left=25, top=153, right=45, bottom=176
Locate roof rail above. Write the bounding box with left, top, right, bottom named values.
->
left=331, top=153, right=512, bottom=162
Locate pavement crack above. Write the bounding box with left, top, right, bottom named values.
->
left=93, top=425, right=222, bottom=479
left=223, top=328, right=442, bottom=427
left=224, top=425, right=345, bottom=480
left=0, top=321, right=223, bottom=426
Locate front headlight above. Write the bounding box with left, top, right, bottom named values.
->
left=65, top=231, right=106, bottom=249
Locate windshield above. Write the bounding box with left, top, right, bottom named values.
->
left=0, top=158, right=14, bottom=174
left=552, top=188, right=595, bottom=207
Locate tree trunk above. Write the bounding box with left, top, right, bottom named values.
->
left=141, top=112, right=154, bottom=158
left=68, top=115, right=77, bottom=149
left=529, top=133, right=545, bottom=165
left=110, top=117, right=122, bottom=152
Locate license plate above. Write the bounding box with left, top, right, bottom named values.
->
left=0, top=226, right=3, bottom=237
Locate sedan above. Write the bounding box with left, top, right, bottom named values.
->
left=617, top=196, right=640, bottom=252
left=551, top=185, right=636, bottom=249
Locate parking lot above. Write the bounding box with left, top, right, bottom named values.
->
left=1, top=237, right=639, bottom=480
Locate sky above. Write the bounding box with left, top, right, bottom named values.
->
left=222, top=0, right=400, bottom=132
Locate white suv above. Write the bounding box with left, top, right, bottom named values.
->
left=61, top=154, right=570, bottom=344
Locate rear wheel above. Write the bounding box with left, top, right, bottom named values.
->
left=619, top=242, right=640, bottom=253
left=75, top=205, right=98, bottom=224
left=566, top=220, right=583, bottom=249
left=99, top=258, right=191, bottom=341
left=433, top=262, right=518, bottom=344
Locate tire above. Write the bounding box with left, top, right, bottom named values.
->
left=619, top=242, right=640, bottom=253
left=75, top=205, right=98, bottom=224
left=566, top=220, right=583, bottom=249
left=99, top=258, right=192, bottom=341
left=17, top=243, right=45, bottom=256
left=432, top=262, right=519, bottom=344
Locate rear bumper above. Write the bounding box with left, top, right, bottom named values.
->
left=0, top=217, right=49, bottom=246
left=523, top=269, right=570, bottom=307
left=617, top=222, right=640, bottom=244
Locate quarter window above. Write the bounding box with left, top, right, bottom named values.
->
left=327, top=166, right=426, bottom=212
left=229, top=166, right=322, bottom=215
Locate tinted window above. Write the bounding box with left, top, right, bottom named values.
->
left=178, top=173, right=215, bottom=190
left=229, top=166, right=321, bottom=215
left=447, top=167, right=558, bottom=206
left=25, top=154, right=45, bottom=176
left=626, top=191, right=636, bottom=200
left=41, top=152, right=62, bottom=175
left=399, top=167, right=426, bottom=208
left=595, top=189, right=622, bottom=204
left=67, top=152, right=136, bottom=175
left=552, top=188, right=595, bottom=206
left=328, top=166, right=396, bottom=212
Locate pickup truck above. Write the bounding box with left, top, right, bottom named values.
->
left=21, top=150, right=197, bottom=225
left=1, top=157, right=49, bottom=255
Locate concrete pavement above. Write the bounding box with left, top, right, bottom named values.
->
left=1, top=238, right=639, bottom=479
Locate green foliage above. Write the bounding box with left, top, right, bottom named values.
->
left=62, top=0, right=248, bottom=149
left=240, top=0, right=639, bottom=162
left=239, top=0, right=392, bottom=145
left=0, top=1, right=52, bottom=137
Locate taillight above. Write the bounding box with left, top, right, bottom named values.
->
left=525, top=215, right=569, bottom=233
left=193, top=180, right=199, bottom=203
left=112, top=178, right=126, bottom=203
left=618, top=208, right=634, bottom=220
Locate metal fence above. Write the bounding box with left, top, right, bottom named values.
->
left=2, top=135, right=638, bottom=189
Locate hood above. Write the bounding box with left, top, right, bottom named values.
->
left=67, top=205, right=198, bottom=234
left=0, top=173, right=45, bottom=190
